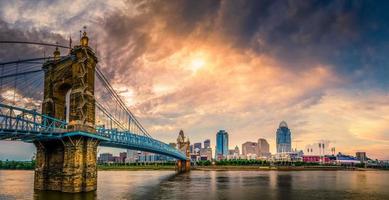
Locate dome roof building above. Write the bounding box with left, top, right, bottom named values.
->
left=276, top=121, right=292, bottom=153
left=279, top=121, right=288, bottom=128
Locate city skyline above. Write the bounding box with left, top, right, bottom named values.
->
left=0, top=0, right=388, bottom=160
left=0, top=120, right=383, bottom=160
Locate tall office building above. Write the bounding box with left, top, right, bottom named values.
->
left=204, top=139, right=211, bottom=149
left=126, top=149, right=138, bottom=163
left=119, top=152, right=127, bottom=163
left=356, top=152, right=367, bottom=162
left=216, top=130, right=229, bottom=159
left=200, top=148, right=213, bottom=161
left=276, top=121, right=292, bottom=153
left=242, top=142, right=258, bottom=156
left=98, top=153, right=113, bottom=163
left=193, top=142, right=202, bottom=153
left=257, top=138, right=270, bottom=157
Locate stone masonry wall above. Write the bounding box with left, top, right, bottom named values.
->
left=34, top=137, right=99, bottom=192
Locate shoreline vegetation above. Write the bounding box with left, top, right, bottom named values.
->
left=0, top=160, right=35, bottom=170
left=1, top=160, right=387, bottom=171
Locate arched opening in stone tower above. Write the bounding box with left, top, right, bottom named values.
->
left=54, top=83, right=71, bottom=122
left=65, top=89, right=72, bottom=123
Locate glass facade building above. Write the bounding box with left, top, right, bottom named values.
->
left=276, top=121, right=292, bottom=153
left=216, top=130, right=229, bottom=159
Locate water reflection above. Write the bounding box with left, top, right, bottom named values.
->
left=1, top=170, right=389, bottom=200
left=34, top=190, right=96, bottom=200
left=125, top=171, right=183, bottom=199
left=276, top=174, right=292, bottom=200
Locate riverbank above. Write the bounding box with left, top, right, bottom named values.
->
left=98, top=165, right=176, bottom=171
left=1, top=160, right=386, bottom=171
left=0, top=166, right=384, bottom=171
left=96, top=165, right=382, bottom=171
left=192, top=165, right=378, bottom=171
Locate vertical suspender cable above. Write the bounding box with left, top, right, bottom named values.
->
left=0, top=65, right=3, bottom=101
left=13, top=62, right=19, bottom=105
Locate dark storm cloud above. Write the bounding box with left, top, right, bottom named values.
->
left=0, top=20, right=67, bottom=62
left=129, top=0, right=221, bottom=35
left=103, top=0, right=221, bottom=48
left=216, top=0, right=389, bottom=85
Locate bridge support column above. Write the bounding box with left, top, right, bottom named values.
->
left=176, top=159, right=190, bottom=172
left=34, top=136, right=99, bottom=193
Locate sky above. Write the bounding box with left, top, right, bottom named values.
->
left=0, top=0, right=388, bottom=160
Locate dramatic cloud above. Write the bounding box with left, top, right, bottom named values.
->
left=0, top=0, right=388, bottom=160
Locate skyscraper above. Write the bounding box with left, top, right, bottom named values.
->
left=126, top=149, right=138, bottom=163
left=276, top=121, right=292, bottom=153
left=356, top=152, right=367, bottom=162
left=257, top=138, right=270, bottom=157
left=193, top=142, right=202, bottom=153
left=242, top=142, right=258, bottom=156
left=216, top=130, right=228, bottom=159
left=204, top=139, right=211, bottom=149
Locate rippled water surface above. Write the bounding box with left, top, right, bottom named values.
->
left=0, top=170, right=388, bottom=200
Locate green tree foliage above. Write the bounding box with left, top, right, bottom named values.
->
left=0, top=160, right=35, bottom=169
left=213, top=159, right=271, bottom=166
left=196, top=160, right=211, bottom=166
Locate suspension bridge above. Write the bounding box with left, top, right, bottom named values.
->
left=0, top=31, right=190, bottom=193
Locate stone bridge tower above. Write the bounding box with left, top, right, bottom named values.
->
left=176, top=130, right=191, bottom=172
left=34, top=30, right=99, bottom=193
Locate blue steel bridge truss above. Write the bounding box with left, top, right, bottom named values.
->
left=0, top=103, right=187, bottom=160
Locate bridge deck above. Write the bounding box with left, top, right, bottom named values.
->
left=0, top=103, right=187, bottom=160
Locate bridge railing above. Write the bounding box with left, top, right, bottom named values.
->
left=0, top=103, right=68, bottom=136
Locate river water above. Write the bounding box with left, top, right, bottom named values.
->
left=0, top=170, right=388, bottom=200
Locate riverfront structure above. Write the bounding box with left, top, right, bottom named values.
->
left=305, top=140, right=334, bottom=156
left=276, top=121, right=292, bottom=153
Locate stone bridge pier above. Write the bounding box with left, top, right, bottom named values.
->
left=176, top=130, right=191, bottom=172
left=34, top=137, right=99, bottom=192
left=34, top=30, right=99, bottom=193
left=176, top=159, right=191, bottom=172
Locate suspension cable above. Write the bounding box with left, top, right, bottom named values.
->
left=95, top=65, right=152, bottom=138
left=0, top=69, right=42, bottom=79
left=0, top=41, right=70, bottom=49
left=0, top=56, right=67, bottom=65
